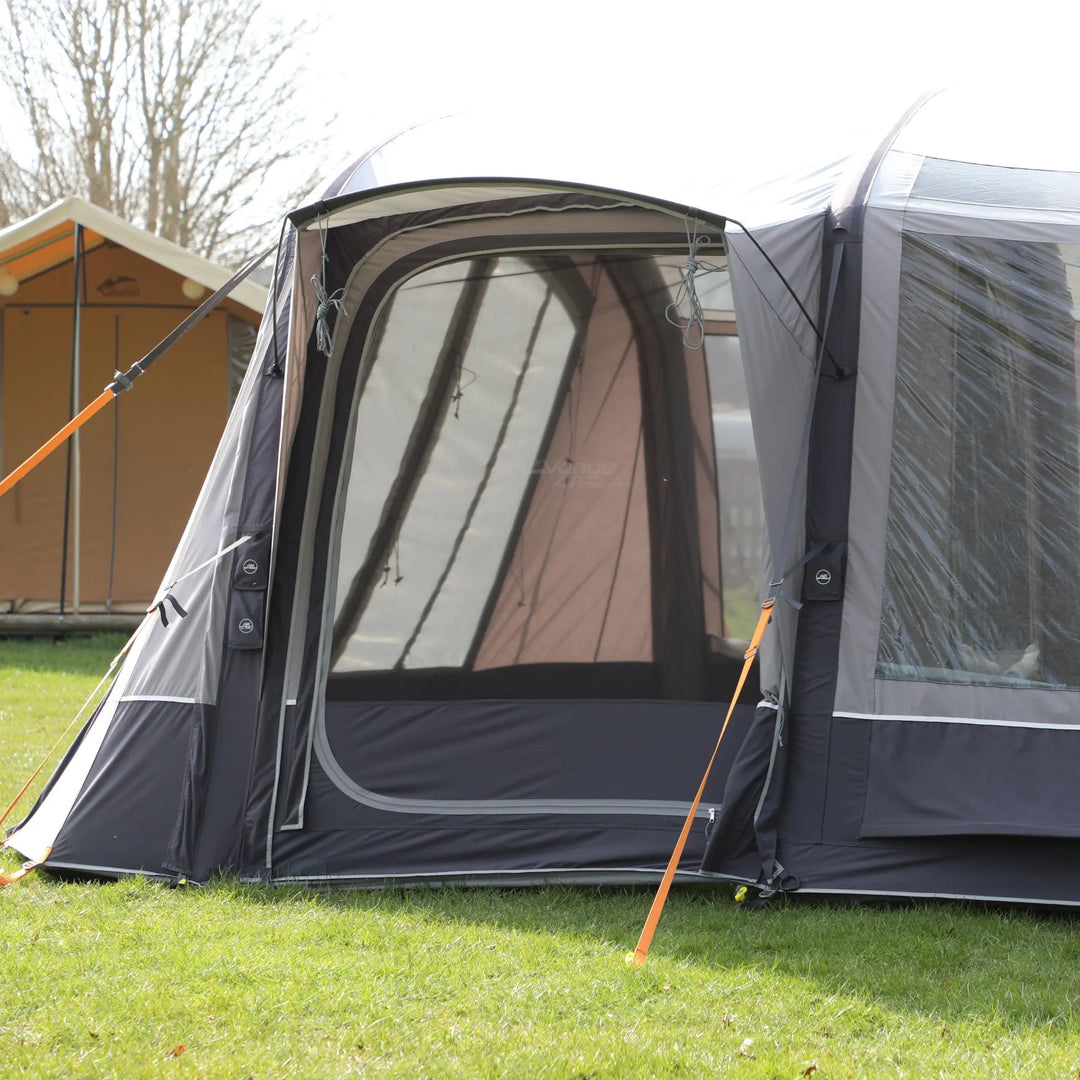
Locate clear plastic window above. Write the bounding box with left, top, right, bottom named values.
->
left=706, top=332, right=764, bottom=641
left=878, top=234, right=1080, bottom=689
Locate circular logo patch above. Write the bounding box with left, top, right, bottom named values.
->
left=238, top=617, right=255, bottom=634
left=242, top=558, right=259, bottom=575
left=815, top=569, right=832, bottom=586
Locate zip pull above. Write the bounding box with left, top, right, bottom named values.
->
left=705, top=806, right=716, bottom=842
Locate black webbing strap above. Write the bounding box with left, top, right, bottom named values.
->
left=154, top=592, right=189, bottom=628
left=106, top=243, right=275, bottom=395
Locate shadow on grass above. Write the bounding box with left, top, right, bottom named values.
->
left=198, top=877, right=1080, bottom=1030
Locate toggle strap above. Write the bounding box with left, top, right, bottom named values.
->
left=154, top=593, right=189, bottom=628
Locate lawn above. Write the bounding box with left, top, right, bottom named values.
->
left=2, top=635, right=1080, bottom=1079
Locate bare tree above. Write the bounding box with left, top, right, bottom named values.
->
left=0, top=0, right=314, bottom=259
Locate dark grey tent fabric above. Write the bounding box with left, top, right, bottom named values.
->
left=14, top=91, right=1080, bottom=906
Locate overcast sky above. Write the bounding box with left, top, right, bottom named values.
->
left=271, top=0, right=1080, bottom=181
left=4, top=0, right=1077, bottom=229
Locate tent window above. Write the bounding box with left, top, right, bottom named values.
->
left=326, top=246, right=755, bottom=701
left=878, top=234, right=1080, bottom=690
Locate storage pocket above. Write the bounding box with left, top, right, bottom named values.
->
left=225, top=528, right=270, bottom=649
left=226, top=588, right=265, bottom=649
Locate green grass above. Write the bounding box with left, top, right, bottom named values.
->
left=3, top=636, right=1080, bottom=1078
left=0, top=634, right=126, bottom=817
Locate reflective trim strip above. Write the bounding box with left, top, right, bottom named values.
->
left=758, top=699, right=778, bottom=711
left=118, top=695, right=200, bottom=704
left=834, top=710, right=1080, bottom=731
left=312, top=707, right=710, bottom=819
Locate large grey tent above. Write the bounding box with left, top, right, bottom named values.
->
left=10, top=88, right=1080, bottom=904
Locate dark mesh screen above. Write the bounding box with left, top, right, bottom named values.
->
left=328, top=250, right=751, bottom=699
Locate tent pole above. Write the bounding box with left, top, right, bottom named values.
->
left=106, top=313, right=120, bottom=613
left=58, top=227, right=84, bottom=616
left=72, top=224, right=84, bottom=616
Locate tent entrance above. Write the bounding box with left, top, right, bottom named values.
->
left=269, top=203, right=763, bottom=879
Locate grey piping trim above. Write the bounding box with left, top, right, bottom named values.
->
left=264, top=687, right=293, bottom=868
left=25, top=860, right=174, bottom=881
left=752, top=705, right=784, bottom=830
left=268, top=866, right=712, bottom=886
left=788, top=886, right=1080, bottom=908
left=289, top=694, right=318, bottom=831
left=834, top=710, right=1080, bottom=731
left=312, top=706, right=710, bottom=819
left=753, top=665, right=789, bottom=831
left=117, top=694, right=201, bottom=704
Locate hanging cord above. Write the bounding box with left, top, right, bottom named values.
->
left=665, top=215, right=726, bottom=350
left=380, top=542, right=403, bottom=587
left=312, top=215, right=347, bottom=357
left=451, top=364, right=477, bottom=419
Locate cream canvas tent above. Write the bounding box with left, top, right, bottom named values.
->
left=10, top=89, right=1080, bottom=905
left=0, top=198, right=266, bottom=620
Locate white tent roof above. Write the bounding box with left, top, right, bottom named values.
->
left=300, top=105, right=886, bottom=233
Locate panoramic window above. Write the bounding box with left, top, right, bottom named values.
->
left=878, top=234, right=1080, bottom=689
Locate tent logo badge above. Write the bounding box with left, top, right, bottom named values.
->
left=242, top=559, right=259, bottom=575
left=815, top=569, right=832, bottom=586
left=238, top=618, right=255, bottom=634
